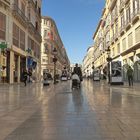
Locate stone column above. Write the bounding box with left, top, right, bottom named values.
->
left=17, top=56, right=20, bottom=83
left=10, top=51, right=14, bottom=84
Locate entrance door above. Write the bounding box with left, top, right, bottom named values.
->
left=20, top=57, right=26, bottom=81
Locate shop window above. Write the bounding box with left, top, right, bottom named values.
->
left=0, top=12, right=6, bottom=40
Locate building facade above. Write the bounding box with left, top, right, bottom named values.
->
left=0, top=0, right=42, bottom=83
left=41, top=16, right=70, bottom=77
left=82, top=46, right=94, bottom=78
left=93, top=0, right=140, bottom=82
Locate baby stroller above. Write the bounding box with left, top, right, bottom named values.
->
left=43, top=73, right=50, bottom=86
left=71, top=73, right=81, bottom=89
left=72, top=79, right=80, bottom=89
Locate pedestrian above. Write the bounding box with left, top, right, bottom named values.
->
left=127, top=66, right=134, bottom=86
left=73, top=63, right=83, bottom=82
left=22, top=69, right=28, bottom=86
left=28, top=69, right=32, bottom=83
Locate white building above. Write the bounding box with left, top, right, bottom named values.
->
left=82, top=46, right=94, bottom=77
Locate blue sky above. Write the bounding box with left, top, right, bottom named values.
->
left=42, top=0, right=105, bottom=64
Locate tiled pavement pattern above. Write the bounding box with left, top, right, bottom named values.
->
left=0, top=80, right=140, bottom=140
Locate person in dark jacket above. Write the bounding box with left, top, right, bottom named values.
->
left=73, top=63, right=83, bottom=81
left=22, top=69, right=28, bottom=86
left=127, top=66, right=134, bottom=86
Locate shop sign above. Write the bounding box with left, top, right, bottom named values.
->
left=93, top=68, right=100, bottom=81
left=0, top=42, right=7, bottom=49
left=111, top=61, right=123, bottom=84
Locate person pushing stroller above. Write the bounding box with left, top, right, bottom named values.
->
left=71, top=71, right=80, bottom=89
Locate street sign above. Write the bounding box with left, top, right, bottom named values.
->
left=0, top=42, right=7, bottom=49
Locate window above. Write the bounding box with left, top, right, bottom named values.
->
left=122, top=38, right=126, bottom=51
left=20, top=29, right=25, bottom=50
left=112, top=47, right=115, bottom=57
left=44, top=30, right=47, bottom=37
left=115, top=20, right=118, bottom=34
left=128, top=33, right=133, bottom=48
left=13, top=23, right=19, bottom=47
left=121, top=13, right=125, bottom=28
left=133, top=0, right=140, bottom=14
left=21, top=2, right=25, bottom=15
left=135, top=26, right=140, bottom=43
left=28, top=9, right=31, bottom=20
left=126, top=6, right=131, bottom=23
left=14, top=0, right=18, bottom=5
left=0, top=12, right=6, bottom=40
left=42, top=59, right=46, bottom=62
left=117, top=43, right=120, bottom=54
left=35, top=22, right=38, bottom=31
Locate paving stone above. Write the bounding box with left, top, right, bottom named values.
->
left=1, top=80, right=140, bottom=140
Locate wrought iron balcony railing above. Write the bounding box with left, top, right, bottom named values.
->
left=12, top=4, right=28, bottom=23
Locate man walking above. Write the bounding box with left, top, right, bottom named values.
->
left=22, top=69, right=28, bottom=86
left=73, top=63, right=83, bottom=81
left=127, top=66, right=134, bottom=86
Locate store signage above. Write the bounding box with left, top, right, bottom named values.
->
left=93, top=68, right=100, bottom=81
left=111, top=61, right=123, bottom=84
left=0, top=42, right=7, bottom=49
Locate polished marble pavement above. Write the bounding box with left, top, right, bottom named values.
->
left=0, top=80, right=140, bottom=140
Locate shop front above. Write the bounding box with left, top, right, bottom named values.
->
left=0, top=42, right=9, bottom=83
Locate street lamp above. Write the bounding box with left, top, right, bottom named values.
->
left=106, top=47, right=112, bottom=84
left=92, top=62, right=95, bottom=80
left=52, top=48, right=58, bottom=84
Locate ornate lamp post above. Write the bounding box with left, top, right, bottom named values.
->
left=52, top=48, right=58, bottom=84
left=92, top=62, right=95, bottom=80
left=106, top=47, right=112, bottom=84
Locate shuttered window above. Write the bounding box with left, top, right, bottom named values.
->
left=20, top=29, right=25, bottom=50
left=128, top=33, right=133, bottom=48
left=13, top=23, right=19, bottom=47
left=0, top=12, right=6, bottom=40
left=122, top=38, right=126, bottom=51
left=135, top=26, right=140, bottom=43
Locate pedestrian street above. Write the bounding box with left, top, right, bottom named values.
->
left=0, top=80, right=140, bottom=140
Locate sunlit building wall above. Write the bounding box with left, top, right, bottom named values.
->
left=93, top=0, right=140, bottom=82
left=41, top=16, right=70, bottom=77
left=0, top=0, right=42, bottom=83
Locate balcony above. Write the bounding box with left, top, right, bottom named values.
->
left=12, top=4, right=28, bottom=28
left=132, top=8, right=140, bottom=24
left=28, top=22, right=36, bottom=34
left=28, top=0, right=36, bottom=9
left=124, top=0, right=130, bottom=5
left=119, top=0, right=125, bottom=12
left=0, top=0, right=10, bottom=7
left=109, top=0, right=117, bottom=11
left=28, top=22, right=42, bottom=43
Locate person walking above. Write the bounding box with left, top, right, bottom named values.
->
left=73, top=63, right=83, bottom=82
left=127, top=66, right=134, bottom=86
left=22, top=69, right=28, bottom=86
